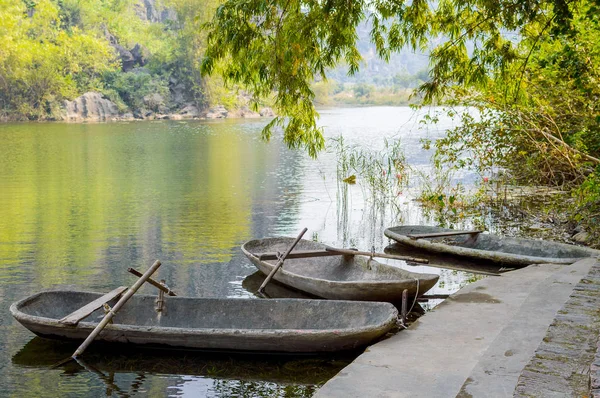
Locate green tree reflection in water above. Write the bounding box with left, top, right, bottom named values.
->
left=0, top=120, right=282, bottom=291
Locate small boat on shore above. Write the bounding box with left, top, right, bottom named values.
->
left=385, top=225, right=600, bottom=266
left=241, top=238, right=439, bottom=302
left=11, top=290, right=398, bottom=353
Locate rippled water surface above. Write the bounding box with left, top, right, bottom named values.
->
left=0, top=107, right=480, bottom=397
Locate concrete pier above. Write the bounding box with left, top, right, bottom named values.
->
left=315, top=257, right=600, bottom=398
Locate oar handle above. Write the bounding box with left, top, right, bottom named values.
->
left=407, top=230, right=483, bottom=240
left=258, top=228, right=308, bottom=293
left=324, top=247, right=429, bottom=264
left=72, top=260, right=162, bottom=358
left=128, top=267, right=176, bottom=296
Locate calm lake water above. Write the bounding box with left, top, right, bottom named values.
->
left=0, top=107, right=482, bottom=397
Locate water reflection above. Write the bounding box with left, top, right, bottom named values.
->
left=1, top=108, right=482, bottom=397
left=13, top=338, right=352, bottom=398
left=242, top=271, right=315, bottom=299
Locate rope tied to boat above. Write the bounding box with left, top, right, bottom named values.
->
left=408, top=278, right=419, bottom=314
left=102, top=303, right=115, bottom=324
left=397, top=278, right=420, bottom=329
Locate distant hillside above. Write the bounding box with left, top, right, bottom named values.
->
left=0, top=1, right=429, bottom=122
left=326, top=21, right=430, bottom=88
left=0, top=0, right=271, bottom=122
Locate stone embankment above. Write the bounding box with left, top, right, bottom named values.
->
left=514, top=262, right=600, bottom=397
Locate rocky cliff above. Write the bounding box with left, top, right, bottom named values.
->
left=63, top=92, right=120, bottom=121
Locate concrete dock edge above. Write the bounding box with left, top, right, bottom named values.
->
left=315, top=258, right=599, bottom=398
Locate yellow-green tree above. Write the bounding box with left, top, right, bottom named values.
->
left=0, top=0, right=118, bottom=119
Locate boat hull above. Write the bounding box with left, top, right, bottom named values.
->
left=11, top=291, right=398, bottom=353
left=242, top=238, right=439, bottom=302
left=385, top=225, right=600, bottom=266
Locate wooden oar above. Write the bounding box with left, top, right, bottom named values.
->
left=405, top=261, right=501, bottom=276
left=416, top=294, right=451, bottom=302
left=127, top=267, right=176, bottom=296
left=407, top=230, right=483, bottom=240
left=258, top=249, right=341, bottom=261
left=71, top=260, right=162, bottom=359
left=324, top=246, right=429, bottom=264
left=258, top=228, right=307, bottom=294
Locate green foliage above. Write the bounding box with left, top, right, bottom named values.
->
left=576, top=171, right=600, bottom=209
left=0, top=0, right=225, bottom=120
left=0, top=0, right=118, bottom=119
left=105, top=70, right=170, bottom=111
left=410, top=1, right=600, bottom=244
left=425, top=1, right=600, bottom=184
left=352, top=83, right=373, bottom=98
left=413, top=165, right=469, bottom=226
left=159, top=0, right=221, bottom=107
left=311, top=80, right=342, bottom=105
left=571, top=169, right=600, bottom=245
left=312, top=80, right=411, bottom=106
left=202, top=0, right=588, bottom=154
left=331, top=136, right=408, bottom=208
left=202, top=0, right=369, bottom=157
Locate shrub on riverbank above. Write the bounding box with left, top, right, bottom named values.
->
left=412, top=3, right=600, bottom=247
left=0, top=1, right=118, bottom=120
left=0, top=0, right=231, bottom=121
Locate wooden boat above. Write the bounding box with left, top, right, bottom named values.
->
left=241, top=238, right=440, bottom=301
left=384, top=243, right=510, bottom=276
left=385, top=225, right=600, bottom=266
left=10, top=290, right=398, bottom=353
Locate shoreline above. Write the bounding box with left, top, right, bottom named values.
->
left=315, top=257, right=600, bottom=397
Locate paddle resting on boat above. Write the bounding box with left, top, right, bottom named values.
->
left=242, top=237, right=439, bottom=302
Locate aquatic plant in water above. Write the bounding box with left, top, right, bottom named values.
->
left=330, top=136, right=409, bottom=209
left=329, top=135, right=410, bottom=247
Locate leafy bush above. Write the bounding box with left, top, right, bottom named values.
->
left=105, top=71, right=170, bottom=111
left=352, top=83, right=374, bottom=98
left=0, top=0, right=119, bottom=119
left=0, top=0, right=221, bottom=119
left=572, top=170, right=600, bottom=246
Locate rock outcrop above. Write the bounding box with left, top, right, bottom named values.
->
left=143, top=93, right=168, bottom=113
left=228, top=106, right=260, bottom=118
left=131, top=44, right=149, bottom=67
left=169, top=76, right=188, bottom=106
left=61, top=93, right=274, bottom=122
left=104, top=27, right=150, bottom=72
left=573, top=230, right=591, bottom=244
left=178, top=104, right=200, bottom=118
left=134, top=0, right=177, bottom=23
left=114, top=44, right=135, bottom=72
left=63, top=92, right=120, bottom=121
left=205, top=105, right=228, bottom=119
left=260, top=107, right=275, bottom=117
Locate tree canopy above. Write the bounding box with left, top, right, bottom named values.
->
left=202, top=0, right=598, bottom=157
left=0, top=0, right=222, bottom=120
